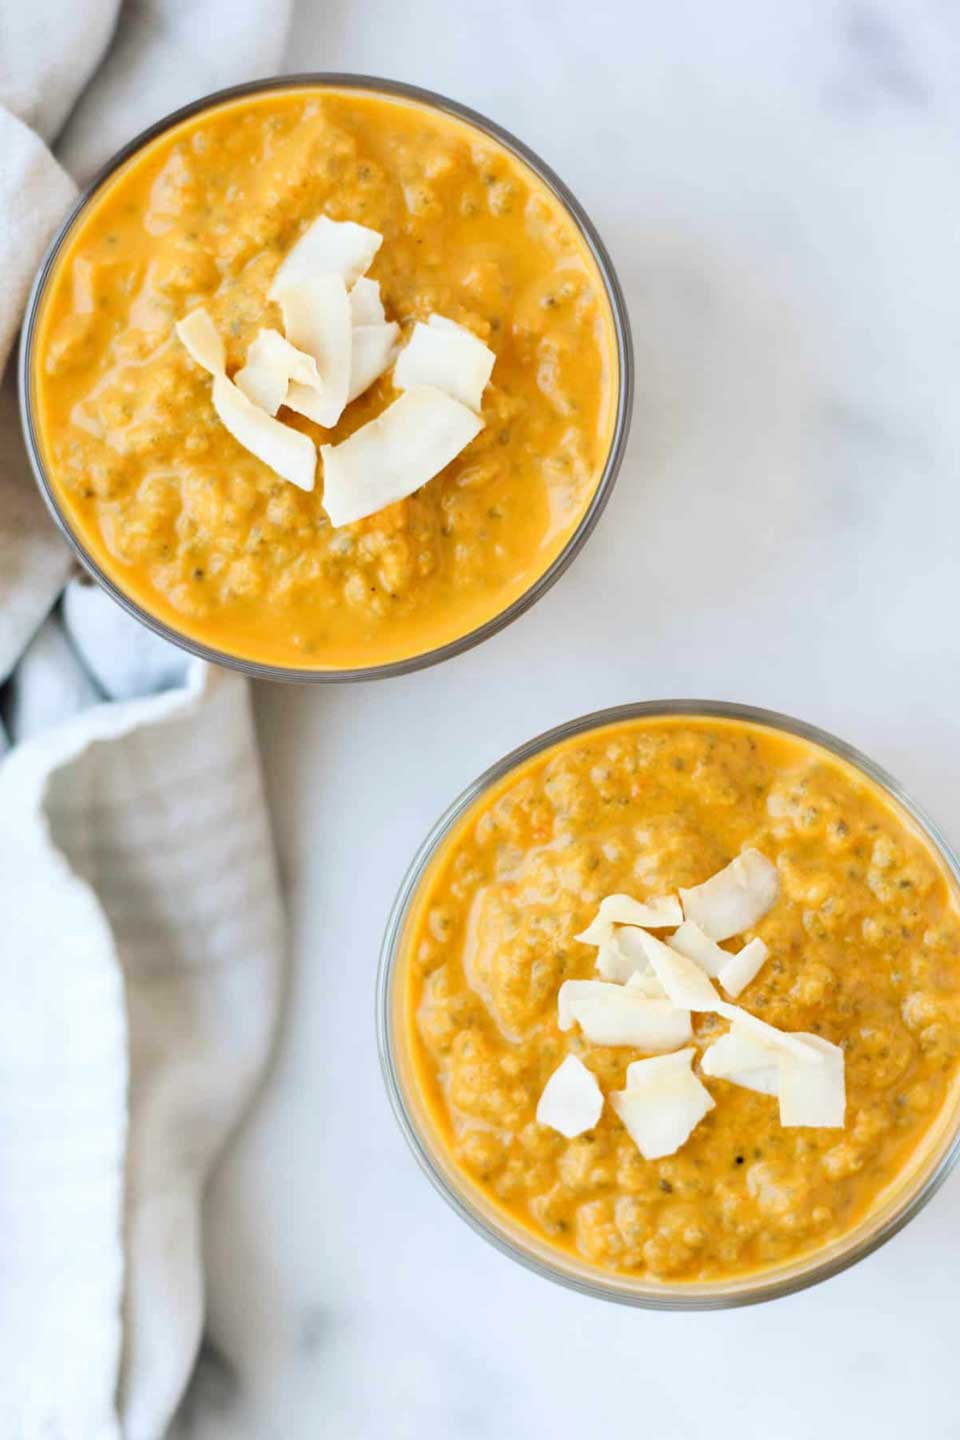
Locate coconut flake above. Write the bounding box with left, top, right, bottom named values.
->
left=700, top=1023, right=781, bottom=1096
left=350, top=277, right=386, bottom=325
left=269, top=215, right=382, bottom=297
left=668, top=920, right=729, bottom=979
left=630, top=929, right=722, bottom=1012
left=596, top=938, right=632, bottom=983
left=602, top=893, right=682, bottom=929
left=595, top=925, right=654, bottom=983
left=536, top=1055, right=603, bottom=1138
left=212, top=374, right=316, bottom=492
left=716, top=1002, right=822, bottom=1065
left=556, top=980, right=691, bottom=1051
left=320, top=386, right=482, bottom=528
left=394, top=316, right=495, bottom=414
left=347, top=322, right=400, bottom=402
left=575, top=914, right=615, bottom=947
left=778, top=1033, right=846, bottom=1128
left=175, top=309, right=317, bottom=489
left=701, top=1023, right=780, bottom=1075
left=611, top=1049, right=715, bottom=1160
left=679, top=849, right=779, bottom=941
left=577, top=893, right=681, bottom=947
left=234, top=329, right=321, bottom=416
left=718, top=937, right=769, bottom=999
left=556, top=980, right=581, bottom=1031
left=722, top=1066, right=779, bottom=1097
left=428, top=315, right=466, bottom=335
left=274, top=274, right=352, bottom=428
left=175, top=308, right=225, bottom=375
left=625, top=969, right=668, bottom=999
left=704, top=1016, right=843, bottom=1120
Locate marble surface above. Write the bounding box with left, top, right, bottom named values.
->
left=175, top=3, right=960, bottom=1436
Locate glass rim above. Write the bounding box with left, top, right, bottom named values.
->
left=376, top=698, right=960, bottom=1310
left=17, top=71, right=634, bottom=685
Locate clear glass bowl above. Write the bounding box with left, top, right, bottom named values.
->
left=377, top=699, right=960, bottom=1308
left=18, top=73, right=633, bottom=684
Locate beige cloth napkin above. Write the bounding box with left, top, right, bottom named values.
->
left=0, top=3, right=292, bottom=1436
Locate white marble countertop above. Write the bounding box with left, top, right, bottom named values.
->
left=176, top=3, right=960, bottom=1435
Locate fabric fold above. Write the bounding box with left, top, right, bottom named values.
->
left=0, top=1, right=293, bottom=1435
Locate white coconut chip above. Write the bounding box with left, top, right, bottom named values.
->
left=536, top=1054, right=603, bottom=1138
left=175, top=309, right=317, bottom=491
left=703, top=1017, right=842, bottom=1120
left=778, top=1033, right=846, bottom=1128
left=611, top=1049, right=715, bottom=1160
left=269, top=215, right=383, bottom=297
left=630, top=929, right=722, bottom=1012
left=349, top=277, right=387, bottom=325
left=394, top=315, right=495, bottom=414
left=625, top=968, right=668, bottom=999
left=668, top=920, right=729, bottom=979
left=602, top=893, right=682, bottom=929
left=175, top=308, right=225, bottom=375
left=575, top=915, right=615, bottom=947
left=347, top=322, right=400, bottom=402
left=428, top=315, right=466, bottom=334
left=320, top=386, right=482, bottom=528
left=722, top=1066, right=780, bottom=1097
left=211, top=375, right=316, bottom=493
left=234, top=329, right=322, bottom=416
left=557, top=979, right=584, bottom=1031
left=718, top=937, right=769, bottom=999
left=716, top=1002, right=822, bottom=1065
left=595, top=939, right=633, bottom=984
left=595, top=924, right=654, bottom=983
left=556, top=980, right=692, bottom=1051
left=700, top=1023, right=781, bottom=1097
left=576, top=893, right=681, bottom=947
left=679, top=849, right=779, bottom=941
left=275, top=274, right=353, bottom=428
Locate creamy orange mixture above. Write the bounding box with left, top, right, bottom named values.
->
left=401, top=716, right=960, bottom=1282
left=31, top=86, right=617, bottom=670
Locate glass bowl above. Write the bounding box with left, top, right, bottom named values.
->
left=377, top=699, right=960, bottom=1308
left=18, top=73, right=633, bottom=684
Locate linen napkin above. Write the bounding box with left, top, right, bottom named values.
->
left=0, top=3, right=293, bottom=1436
